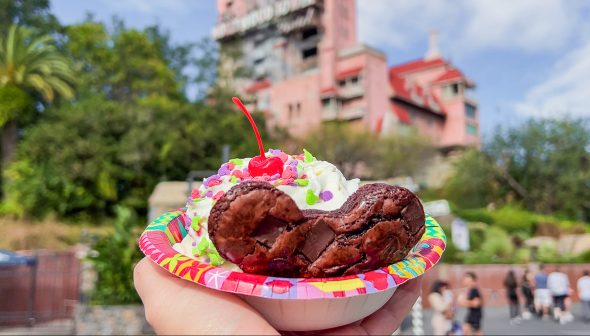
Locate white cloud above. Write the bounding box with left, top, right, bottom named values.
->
left=515, top=40, right=590, bottom=118
left=358, top=0, right=590, bottom=55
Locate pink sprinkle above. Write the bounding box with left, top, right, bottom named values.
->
left=208, top=179, right=222, bottom=187
left=213, top=191, right=225, bottom=200
left=191, top=189, right=200, bottom=198
left=227, top=162, right=235, bottom=170
left=277, top=152, right=288, bottom=163
left=282, top=166, right=298, bottom=179
left=319, top=191, right=333, bottom=201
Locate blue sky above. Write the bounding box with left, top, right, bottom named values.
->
left=51, top=0, right=590, bottom=138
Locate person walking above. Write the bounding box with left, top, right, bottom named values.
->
left=577, top=270, right=590, bottom=323
left=428, top=280, right=454, bottom=335
left=521, top=270, right=535, bottom=320
left=459, top=272, right=483, bottom=335
left=548, top=266, right=571, bottom=324
left=503, top=270, right=521, bottom=324
left=534, top=264, right=551, bottom=319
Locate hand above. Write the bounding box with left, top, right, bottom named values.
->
left=134, top=257, right=422, bottom=335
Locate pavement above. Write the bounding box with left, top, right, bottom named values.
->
left=1, top=305, right=589, bottom=335
left=414, top=303, right=590, bottom=335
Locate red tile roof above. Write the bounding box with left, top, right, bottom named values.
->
left=245, top=79, right=271, bottom=94
left=432, top=69, right=464, bottom=83
left=335, top=66, right=363, bottom=80
left=392, top=104, right=412, bottom=125
left=389, top=58, right=446, bottom=75
left=389, top=74, right=413, bottom=102
left=389, top=74, right=445, bottom=116
left=320, top=86, right=337, bottom=95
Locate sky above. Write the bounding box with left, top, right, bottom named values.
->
left=51, top=0, right=590, bottom=138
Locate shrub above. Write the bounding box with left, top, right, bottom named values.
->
left=89, top=206, right=142, bottom=304
left=464, top=226, right=514, bottom=264
left=453, top=207, right=494, bottom=224
left=490, top=205, right=537, bottom=233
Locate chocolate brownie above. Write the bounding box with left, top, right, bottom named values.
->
left=208, top=181, right=425, bottom=278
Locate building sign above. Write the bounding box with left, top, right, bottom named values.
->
left=451, top=218, right=470, bottom=251
left=278, top=7, right=316, bottom=34
left=213, top=0, right=317, bottom=39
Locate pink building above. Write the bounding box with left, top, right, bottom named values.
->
left=213, top=0, right=480, bottom=148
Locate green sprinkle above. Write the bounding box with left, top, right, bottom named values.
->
left=197, top=238, right=210, bottom=254
left=193, top=197, right=204, bottom=203
left=303, top=149, right=314, bottom=162
left=191, top=215, right=201, bottom=231
left=230, top=175, right=238, bottom=183
left=191, top=247, right=200, bottom=256
left=229, top=158, right=243, bottom=166
left=294, top=179, right=309, bottom=186
left=208, top=252, right=223, bottom=266
left=306, top=189, right=319, bottom=205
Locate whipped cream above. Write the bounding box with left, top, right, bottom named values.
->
left=172, top=149, right=359, bottom=269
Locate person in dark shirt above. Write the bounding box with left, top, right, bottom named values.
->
left=460, top=272, right=483, bottom=335
left=503, top=270, right=521, bottom=324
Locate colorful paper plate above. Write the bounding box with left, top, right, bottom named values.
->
left=139, top=210, right=446, bottom=299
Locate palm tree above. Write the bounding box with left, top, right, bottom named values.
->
left=0, top=24, right=75, bottom=164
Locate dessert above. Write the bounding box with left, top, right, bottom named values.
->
left=209, top=181, right=424, bottom=278
left=140, top=97, right=444, bottom=331
left=173, top=97, right=425, bottom=278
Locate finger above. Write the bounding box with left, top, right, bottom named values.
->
left=360, top=276, right=423, bottom=335
left=134, top=257, right=278, bottom=335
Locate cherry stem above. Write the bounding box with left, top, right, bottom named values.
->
left=232, top=97, right=265, bottom=157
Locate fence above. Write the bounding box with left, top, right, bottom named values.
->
left=0, top=250, right=80, bottom=326
left=421, top=263, right=590, bottom=308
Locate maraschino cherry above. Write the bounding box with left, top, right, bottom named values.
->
left=232, top=97, right=284, bottom=177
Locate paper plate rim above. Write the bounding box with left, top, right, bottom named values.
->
left=139, top=210, right=446, bottom=299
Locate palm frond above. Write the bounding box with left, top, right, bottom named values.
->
left=0, top=24, right=76, bottom=103
left=27, top=73, right=55, bottom=103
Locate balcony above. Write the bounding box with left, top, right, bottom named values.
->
left=321, top=105, right=338, bottom=121
left=322, top=105, right=366, bottom=121
left=338, top=85, right=364, bottom=100
left=340, top=106, right=366, bottom=120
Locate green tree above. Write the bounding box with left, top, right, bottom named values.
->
left=3, top=94, right=268, bottom=219
left=443, top=149, right=499, bottom=209
left=301, top=122, right=433, bottom=179
left=302, top=122, right=380, bottom=178
left=0, top=0, right=61, bottom=36
left=444, top=118, right=590, bottom=221
left=63, top=20, right=186, bottom=102
left=0, top=25, right=75, bottom=164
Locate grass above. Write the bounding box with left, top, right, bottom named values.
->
left=0, top=216, right=112, bottom=251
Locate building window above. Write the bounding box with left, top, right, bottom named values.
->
left=322, top=98, right=331, bottom=108
left=466, top=123, right=478, bottom=135
left=338, top=80, right=346, bottom=87
left=288, top=104, right=293, bottom=119
left=350, top=76, right=359, bottom=85
left=443, top=83, right=461, bottom=98
left=465, top=103, right=476, bottom=118
left=253, top=57, right=264, bottom=65
left=296, top=102, right=301, bottom=116
left=226, top=0, right=233, bottom=9
left=301, top=27, right=318, bottom=40
left=302, top=47, right=318, bottom=59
